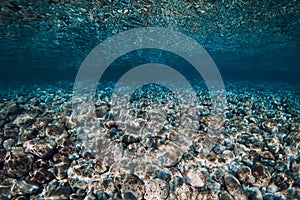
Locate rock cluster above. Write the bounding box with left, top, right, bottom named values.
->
left=0, top=81, right=299, bottom=200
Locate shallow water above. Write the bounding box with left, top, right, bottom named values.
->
left=0, top=0, right=299, bottom=84
left=0, top=0, right=300, bottom=199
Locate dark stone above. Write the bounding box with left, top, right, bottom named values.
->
left=122, top=134, right=140, bottom=144
left=6, top=102, right=21, bottom=115
left=124, top=192, right=137, bottom=200
left=3, top=123, right=19, bottom=139
left=4, top=148, right=34, bottom=178
left=263, top=193, right=282, bottom=200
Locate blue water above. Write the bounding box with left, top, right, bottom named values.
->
left=0, top=0, right=299, bottom=85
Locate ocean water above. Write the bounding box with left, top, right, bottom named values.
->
left=0, top=0, right=299, bottom=84
left=0, top=0, right=300, bottom=199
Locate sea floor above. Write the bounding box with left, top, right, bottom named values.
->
left=0, top=81, right=299, bottom=200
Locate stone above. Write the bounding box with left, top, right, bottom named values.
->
left=274, top=160, right=288, bottom=172
left=174, top=183, right=192, bottom=200
left=45, top=125, right=68, bottom=142
left=33, top=179, right=71, bottom=199
left=17, top=128, right=38, bottom=144
left=213, top=143, right=225, bottom=154
left=245, top=187, right=263, bottom=200
left=185, top=168, right=207, bottom=188
left=290, top=159, right=300, bottom=173
left=261, top=120, right=278, bottom=134
left=251, top=162, right=271, bottom=188
left=260, top=151, right=275, bottom=160
left=32, top=158, right=51, bottom=170
left=122, top=134, right=140, bottom=145
left=156, top=169, right=172, bottom=182
left=3, top=123, right=19, bottom=139
left=53, top=152, right=70, bottom=163
left=115, top=173, right=145, bottom=200
left=285, top=131, right=300, bottom=145
left=224, top=173, right=248, bottom=200
left=11, top=180, right=39, bottom=196
left=70, top=194, right=84, bottom=200
left=154, top=144, right=183, bottom=167
left=30, top=168, right=54, bottom=185
left=0, top=177, right=15, bottom=200
left=0, top=114, right=7, bottom=128
left=23, top=138, right=57, bottom=159
left=84, top=193, right=97, bottom=200
left=237, top=165, right=255, bottom=184
left=67, top=158, right=104, bottom=191
left=2, top=138, right=16, bottom=150
left=0, top=80, right=299, bottom=199
left=262, top=193, right=283, bottom=200
left=4, top=147, right=34, bottom=178
left=220, top=191, right=234, bottom=200
left=14, top=114, right=34, bottom=128
left=86, top=179, right=108, bottom=199
left=265, top=135, right=281, bottom=153
left=0, top=149, right=5, bottom=167
left=34, top=114, right=52, bottom=129
left=197, top=190, right=219, bottom=200
left=6, top=102, right=21, bottom=115
left=266, top=183, right=278, bottom=193
left=286, top=187, right=300, bottom=199
left=56, top=137, right=76, bottom=155
left=51, top=161, right=69, bottom=180
left=272, top=172, right=293, bottom=191
left=95, top=103, right=109, bottom=118
left=213, top=168, right=226, bottom=184
left=144, top=178, right=169, bottom=199
left=205, top=177, right=222, bottom=191
left=13, top=196, right=29, bottom=200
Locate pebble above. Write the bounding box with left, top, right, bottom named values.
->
left=185, top=167, right=207, bottom=188
left=174, top=183, right=192, bottom=200
left=251, top=162, right=271, bottom=188
left=3, top=123, right=19, bottom=139
left=45, top=125, right=68, bottom=142
left=30, top=167, right=54, bottom=185
left=220, top=191, right=234, bottom=200
left=261, top=120, right=278, bottom=134
left=266, top=183, right=278, bottom=193
left=0, top=177, right=16, bottom=199
left=6, top=102, right=21, bottom=116
left=265, top=135, right=281, bottom=153
left=115, top=173, right=145, bottom=200
left=286, top=187, right=300, bottom=199
left=262, top=193, right=283, bottom=200
left=23, top=138, right=57, bottom=159
left=2, top=138, right=16, bottom=150
left=237, top=165, right=255, bottom=184
left=14, top=114, right=34, bottom=128
left=33, top=179, right=71, bottom=199
left=206, top=177, right=222, bottom=191
left=11, top=180, right=39, bottom=196
left=197, top=190, right=219, bottom=199
left=95, top=102, right=110, bottom=118
left=274, top=160, right=288, bottom=172
left=4, top=147, right=35, bottom=178
left=50, top=161, right=70, bottom=180
left=144, top=178, right=169, bottom=199
left=245, top=187, right=263, bottom=200
left=224, top=173, right=248, bottom=200
left=13, top=196, right=29, bottom=200
left=272, top=172, right=293, bottom=191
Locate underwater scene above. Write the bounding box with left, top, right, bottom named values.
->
left=0, top=0, right=299, bottom=199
